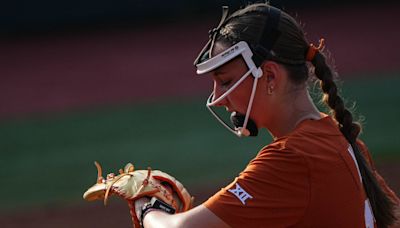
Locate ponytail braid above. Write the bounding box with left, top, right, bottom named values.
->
left=312, top=52, right=396, bottom=228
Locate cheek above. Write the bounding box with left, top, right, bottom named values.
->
left=247, top=79, right=269, bottom=117
left=227, top=78, right=256, bottom=110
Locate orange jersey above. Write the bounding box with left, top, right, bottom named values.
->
left=204, top=115, right=399, bottom=227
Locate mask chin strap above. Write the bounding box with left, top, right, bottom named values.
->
left=206, top=67, right=261, bottom=137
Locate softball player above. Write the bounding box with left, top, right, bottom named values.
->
left=137, top=3, right=399, bottom=227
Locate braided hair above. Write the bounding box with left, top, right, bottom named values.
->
left=213, top=2, right=397, bottom=227
left=312, top=51, right=396, bottom=228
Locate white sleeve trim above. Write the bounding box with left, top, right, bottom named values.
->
left=347, top=145, right=375, bottom=228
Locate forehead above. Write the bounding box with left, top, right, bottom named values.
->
left=211, top=42, right=229, bottom=57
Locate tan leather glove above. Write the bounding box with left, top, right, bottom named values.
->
left=83, top=161, right=193, bottom=227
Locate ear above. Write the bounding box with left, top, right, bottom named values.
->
left=260, top=61, right=282, bottom=85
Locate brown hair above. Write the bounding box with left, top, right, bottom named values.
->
left=213, top=2, right=396, bottom=227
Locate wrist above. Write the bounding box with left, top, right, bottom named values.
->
left=140, top=197, right=175, bottom=227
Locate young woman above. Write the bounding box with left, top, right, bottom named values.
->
left=138, top=3, right=399, bottom=227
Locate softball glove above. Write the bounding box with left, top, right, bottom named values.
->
left=83, top=161, right=193, bottom=227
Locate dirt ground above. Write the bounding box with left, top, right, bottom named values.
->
left=0, top=3, right=399, bottom=228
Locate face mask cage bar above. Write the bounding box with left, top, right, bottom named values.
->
left=197, top=41, right=263, bottom=137
left=193, top=6, right=230, bottom=67
left=193, top=5, right=282, bottom=137
left=196, top=41, right=263, bottom=78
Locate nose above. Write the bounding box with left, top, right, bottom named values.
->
left=211, top=81, right=228, bottom=107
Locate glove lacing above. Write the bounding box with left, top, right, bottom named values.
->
left=94, top=161, right=152, bottom=205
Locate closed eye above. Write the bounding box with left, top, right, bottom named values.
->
left=221, top=80, right=232, bottom=87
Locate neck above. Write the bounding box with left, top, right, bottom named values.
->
left=266, top=89, right=321, bottom=139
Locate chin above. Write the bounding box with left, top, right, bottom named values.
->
left=230, top=112, right=259, bottom=136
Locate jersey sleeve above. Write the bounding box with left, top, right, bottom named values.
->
left=203, top=144, right=310, bottom=227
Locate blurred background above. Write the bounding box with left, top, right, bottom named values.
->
left=1, top=0, right=399, bottom=227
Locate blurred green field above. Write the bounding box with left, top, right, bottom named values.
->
left=0, top=72, right=399, bottom=211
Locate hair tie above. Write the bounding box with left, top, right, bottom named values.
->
left=306, top=38, right=325, bottom=61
